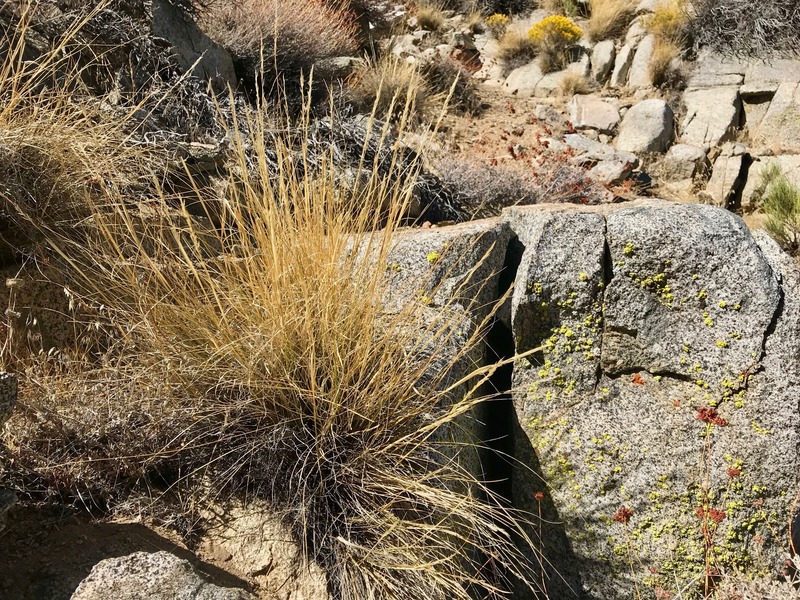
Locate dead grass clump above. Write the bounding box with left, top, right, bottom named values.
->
left=346, top=54, right=441, bottom=122
left=421, top=56, right=482, bottom=115
left=415, top=2, right=446, bottom=31
left=9, top=108, right=544, bottom=599
left=649, top=39, right=682, bottom=86
left=200, top=0, right=358, bottom=96
left=497, top=29, right=537, bottom=69
left=586, top=0, right=636, bottom=41
left=559, top=71, right=591, bottom=96
left=646, top=1, right=689, bottom=87
left=1, top=12, right=545, bottom=600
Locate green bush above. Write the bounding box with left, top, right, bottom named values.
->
left=762, top=167, right=800, bottom=254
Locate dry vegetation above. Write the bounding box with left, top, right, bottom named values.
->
left=0, top=3, right=548, bottom=600
left=497, top=29, right=538, bottom=68
left=415, top=2, right=447, bottom=31
left=647, top=0, right=690, bottom=87
left=586, top=0, right=636, bottom=41
left=199, top=0, right=358, bottom=89
left=346, top=54, right=442, bottom=121
left=689, top=0, right=800, bottom=57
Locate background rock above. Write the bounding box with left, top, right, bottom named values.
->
left=681, top=87, right=741, bottom=149
left=70, top=552, right=256, bottom=600
left=506, top=201, right=795, bottom=600
left=616, top=99, right=674, bottom=153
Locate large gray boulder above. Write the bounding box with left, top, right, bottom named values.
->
left=702, top=153, right=745, bottom=207
left=610, top=43, right=635, bottom=88
left=150, top=0, right=236, bottom=91
left=70, top=552, right=256, bottom=600
left=627, top=34, right=655, bottom=89
left=681, top=87, right=741, bottom=149
left=662, top=144, right=707, bottom=181
left=568, top=95, right=620, bottom=134
left=591, top=40, right=616, bottom=84
left=751, top=81, right=800, bottom=154
left=616, top=99, right=674, bottom=153
left=507, top=201, right=796, bottom=600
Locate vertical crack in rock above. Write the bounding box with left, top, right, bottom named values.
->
left=479, top=235, right=524, bottom=507
left=595, top=215, right=613, bottom=391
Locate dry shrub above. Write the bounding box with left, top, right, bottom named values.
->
left=497, top=29, right=537, bottom=68
left=0, top=3, right=161, bottom=263
left=435, top=153, right=608, bottom=218
left=689, top=0, right=800, bottom=57
left=542, top=0, right=585, bottom=16
left=586, top=0, right=636, bottom=41
left=8, top=110, right=544, bottom=600
left=482, top=0, right=534, bottom=14
left=465, top=10, right=486, bottom=34
left=421, top=56, right=482, bottom=115
left=649, top=38, right=682, bottom=86
left=200, top=0, right=358, bottom=82
left=416, top=2, right=446, bottom=31
left=346, top=54, right=441, bottom=122
left=559, top=71, right=591, bottom=96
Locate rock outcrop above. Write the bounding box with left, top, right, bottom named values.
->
left=70, top=552, right=256, bottom=600
left=354, top=200, right=799, bottom=600
left=503, top=201, right=797, bottom=600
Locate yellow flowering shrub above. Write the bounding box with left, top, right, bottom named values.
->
left=486, top=13, right=510, bottom=37
left=527, top=15, right=583, bottom=73
left=527, top=15, right=583, bottom=47
left=648, top=0, right=689, bottom=42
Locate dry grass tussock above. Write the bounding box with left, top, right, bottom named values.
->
left=200, top=0, right=358, bottom=75
left=559, top=71, right=591, bottom=96
left=0, top=3, right=163, bottom=262
left=346, top=54, right=443, bottom=121
left=415, top=2, right=447, bottom=31
left=586, top=0, right=637, bottom=41
left=1, top=10, right=546, bottom=600
left=497, top=29, right=537, bottom=69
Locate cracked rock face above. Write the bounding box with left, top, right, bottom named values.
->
left=506, top=201, right=798, bottom=600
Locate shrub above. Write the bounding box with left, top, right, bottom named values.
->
left=346, top=54, right=441, bottom=122
left=586, top=0, right=636, bottom=41
left=762, top=167, right=800, bottom=254
left=3, top=54, right=544, bottom=600
left=421, top=56, right=483, bottom=115
left=559, top=71, right=592, bottom=96
left=543, top=0, right=587, bottom=16
left=465, top=10, right=486, bottom=34
left=528, top=15, right=583, bottom=73
left=486, top=13, right=510, bottom=37
left=415, top=2, right=446, bottom=31
left=689, top=0, right=800, bottom=57
left=481, top=0, right=534, bottom=15
left=648, top=0, right=690, bottom=43
left=200, top=0, right=358, bottom=97
left=497, top=29, right=538, bottom=68
left=648, top=39, right=682, bottom=87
